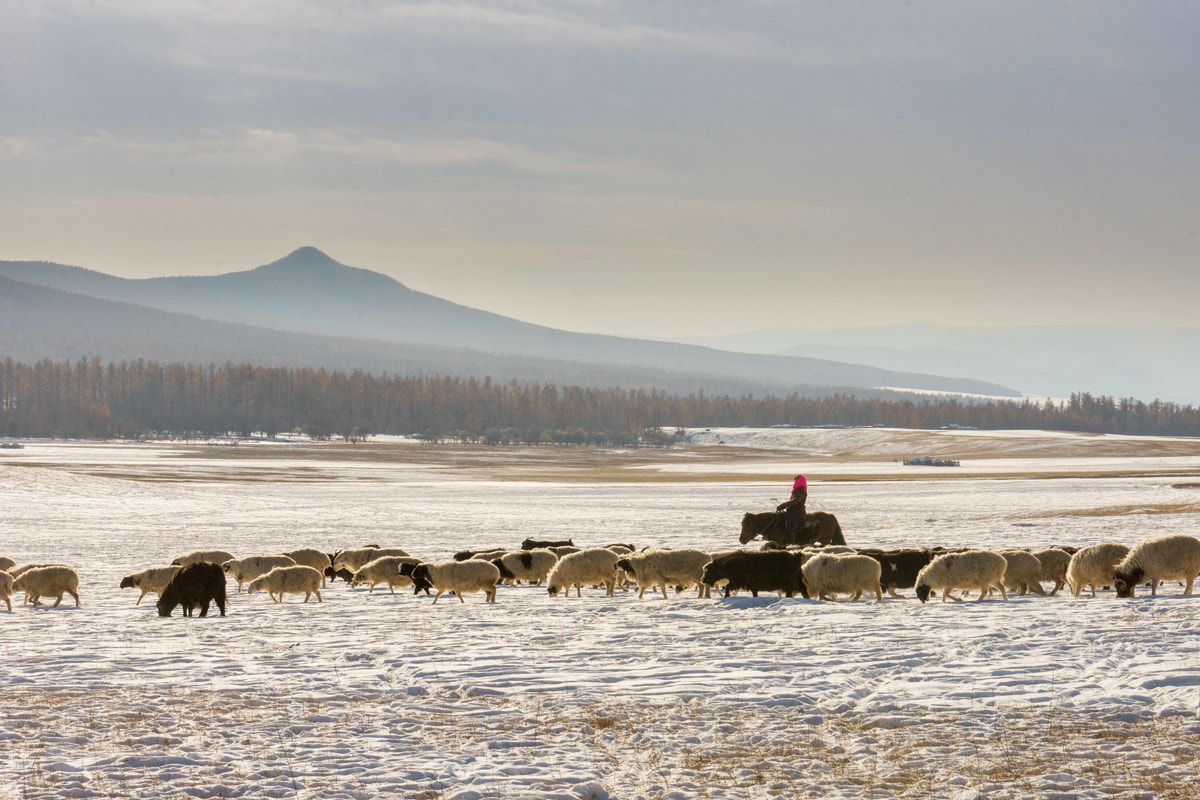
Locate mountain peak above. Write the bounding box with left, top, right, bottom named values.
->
left=262, top=246, right=344, bottom=272
left=245, top=247, right=411, bottom=294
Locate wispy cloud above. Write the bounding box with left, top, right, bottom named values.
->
left=71, top=127, right=647, bottom=178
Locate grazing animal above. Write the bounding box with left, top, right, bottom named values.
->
left=1032, top=548, right=1073, bottom=596
left=7, top=563, right=68, bottom=604
left=615, top=549, right=713, bottom=599
left=247, top=565, right=324, bottom=603
left=396, top=561, right=435, bottom=595
left=1066, top=543, right=1131, bottom=598
left=700, top=550, right=809, bottom=598
left=12, top=566, right=81, bottom=608
left=281, top=548, right=333, bottom=586
left=221, top=554, right=297, bottom=593
left=0, top=571, right=11, bottom=612
left=1112, top=535, right=1200, bottom=598
left=546, top=549, right=621, bottom=598
left=915, top=551, right=1008, bottom=603
left=157, top=562, right=227, bottom=617
left=411, top=560, right=501, bottom=604
left=522, top=538, right=574, bottom=551
left=120, top=566, right=181, bottom=605
left=995, top=549, right=1047, bottom=597
left=801, top=553, right=883, bottom=601
left=857, top=548, right=934, bottom=598
left=351, top=556, right=423, bottom=593
left=491, top=549, right=559, bottom=585
left=331, top=547, right=410, bottom=573
left=325, top=565, right=355, bottom=584
left=171, top=549, right=235, bottom=568
left=739, top=511, right=846, bottom=548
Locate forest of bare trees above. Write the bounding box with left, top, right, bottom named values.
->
left=2, top=357, right=1199, bottom=443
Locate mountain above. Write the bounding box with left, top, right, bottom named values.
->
left=0, top=248, right=1020, bottom=398
left=672, top=325, right=1200, bottom=405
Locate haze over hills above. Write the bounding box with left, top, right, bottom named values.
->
left=673, top=326, right=1200, bottom=406
left=2, top=247, right=1024, bottom=400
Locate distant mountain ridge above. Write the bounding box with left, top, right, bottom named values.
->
left=0, top=248, right=1020, bottom=398
left=673, top=325, right=1200, bottom=405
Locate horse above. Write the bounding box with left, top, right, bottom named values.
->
left=739, top=511, right=846, bottom=548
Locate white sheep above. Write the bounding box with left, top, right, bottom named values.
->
left=221, top=554, right=297, bottom=593
left=1033, top=548, right=1073, bottom=596
left=1113, top=534, right=1200, bottom=598
left=614, top=549, right=713, bottom=599
left=12, top=565, right=81, bottom=607
left=0, top=556, right=15, bottom=572
left=915, top=550, right=1008, bottom=603
left=171, top=549, right=236, bottom=567
left=247, top=565, right=324, bottom=603
left=546, top=548, right=620, bottom=598
left=1, top=571, right=12, bottom=612
left=995, top=549, right=1048, bottom=597
left=331, top=547, right=410, bottom=573
left=351, top=556, right=421, bottom=593
left=411, top=560, right=500, bottom=604
left=8, top=563, right=69, bottom=604
left=802, top=553, right=883, bottom=601
left=492, top=549, right=560, bottom=586
left=1066, top=543, right=1131, bottom=598
left=120, top=565, right=182, bottom=605
left=282, top=548, right=334, bottom=586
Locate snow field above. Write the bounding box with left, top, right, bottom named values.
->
left=3, top=437, right=1200, bottom=799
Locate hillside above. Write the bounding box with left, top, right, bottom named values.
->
left=0, top=248, right=1019, bottom=398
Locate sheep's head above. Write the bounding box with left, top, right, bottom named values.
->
left=614, top=559, right=632, bottom=575
left=119, top=575, right=136, bottom=589
left=700, top=563, right=722, bottom=587
left=221, top=560, right=236, bottom=574
left=915, top=583, right=933, bottom=604
left=155, top=596, right=173, bottom=617
left=1113, top=566, right=1143, bottom=598
left=491, top=557, right=515, bottom=581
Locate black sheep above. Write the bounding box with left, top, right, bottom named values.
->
left=324, top=565, right=355, bottom=584
left=700, top=551, right=809, bottom=598
left=157, top=562, right=228, bottom=617
left=521, top=538, right=574, bottom=551
left=396, top=561, right=435, bottom=595
left=857, top=548, right=935, bottom=598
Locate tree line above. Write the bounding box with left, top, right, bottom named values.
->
left=2, top=357, right=1199, bottom=442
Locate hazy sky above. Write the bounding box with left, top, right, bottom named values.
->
left=3, top=1, right=1198, bottom=338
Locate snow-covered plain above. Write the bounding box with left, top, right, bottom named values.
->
left=3, top=430, right=1200, bottom=799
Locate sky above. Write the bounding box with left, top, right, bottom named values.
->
left=2, top=1, right=1199, bottom=339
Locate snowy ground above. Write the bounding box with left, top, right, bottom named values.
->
left=3, top=431, right=1200, bottom=799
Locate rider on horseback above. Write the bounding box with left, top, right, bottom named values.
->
left=776, top=475, right=808, bottom=540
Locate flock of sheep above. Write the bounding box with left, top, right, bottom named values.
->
left=2, top=532, right=1199, bottom=615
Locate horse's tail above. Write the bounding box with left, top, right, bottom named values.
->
left=831, top=518, right=846, bottom=547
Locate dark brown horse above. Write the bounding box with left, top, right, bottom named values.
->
left=739, top=511, right=846, bottom=548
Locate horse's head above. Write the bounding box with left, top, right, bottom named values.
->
left=739, top=512, right=759, bottom=545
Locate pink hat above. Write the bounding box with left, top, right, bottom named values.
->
left=792, top=475, right=807, bottom=491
